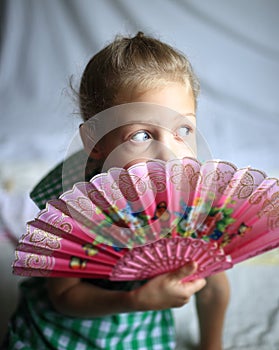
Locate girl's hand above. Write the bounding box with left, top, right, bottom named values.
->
left=47, top=262, right=206, bottom=317
left=129, top=262, right=206, bottom=311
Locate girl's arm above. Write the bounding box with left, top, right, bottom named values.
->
left=47, top=262, right=206, bottom=317
left=195, top=272, right=230, bottom=350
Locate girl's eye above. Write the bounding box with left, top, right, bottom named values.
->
left=177, top=126, right=191, bottom=138
left=131, top=131, right=151, bottom=142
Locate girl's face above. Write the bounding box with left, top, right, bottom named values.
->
left=93, top=83, right=196, bottom=169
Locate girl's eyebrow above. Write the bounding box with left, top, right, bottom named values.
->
left=118, top=124, right=147, bottom=140
left=178, top=112, right=196, bottom=119
left=118, top=113, right=196, bottom=134
left=119, top=124, right=147, bottom=133
left=122, top=113, right=196, bottom=126
left=171, top=113, right=196, bottom=125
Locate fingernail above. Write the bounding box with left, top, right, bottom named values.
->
left=186, top=261, right=197, bottom=269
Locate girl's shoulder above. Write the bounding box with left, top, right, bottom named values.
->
left=30, top=150, right=98, bottom=209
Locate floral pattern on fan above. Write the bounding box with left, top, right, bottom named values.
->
left=13, top=157, right=279, bottom=281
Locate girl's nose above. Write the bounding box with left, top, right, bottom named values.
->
left=153, top=144, right=176, bottom=161
left=152, top=132, right=189, bottom=161
left=157, top=129, right=197, bottom=160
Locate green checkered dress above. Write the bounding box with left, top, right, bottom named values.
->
left=4, top=151, right=176, bottom=350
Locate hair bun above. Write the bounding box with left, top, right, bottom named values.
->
left=135, top=31, right=144, bottom=38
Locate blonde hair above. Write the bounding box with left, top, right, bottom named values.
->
left=79, top=32, right=200, bottom=121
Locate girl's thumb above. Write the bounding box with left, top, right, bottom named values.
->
left=171, top=261, right=197, bottom=280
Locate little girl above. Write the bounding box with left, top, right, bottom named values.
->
left=4, top=32, right=230, bottom=350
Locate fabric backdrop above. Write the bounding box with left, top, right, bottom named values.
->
left=1, top=0, right=279, bottom=194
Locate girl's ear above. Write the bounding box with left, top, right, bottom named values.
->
left=79, top=123, right=104, bottom=160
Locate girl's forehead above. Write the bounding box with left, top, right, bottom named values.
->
left=87, top=102, right=195, bottom=137
left=115, top=114, right=195, bottom=130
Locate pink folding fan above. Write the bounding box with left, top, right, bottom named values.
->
left=13, top=157, right=279, bottom=282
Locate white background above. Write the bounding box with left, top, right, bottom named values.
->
left=1, top=0, right=279, bottom=191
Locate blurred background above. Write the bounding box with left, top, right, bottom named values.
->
left=0, top=1, right=278, bottom=348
